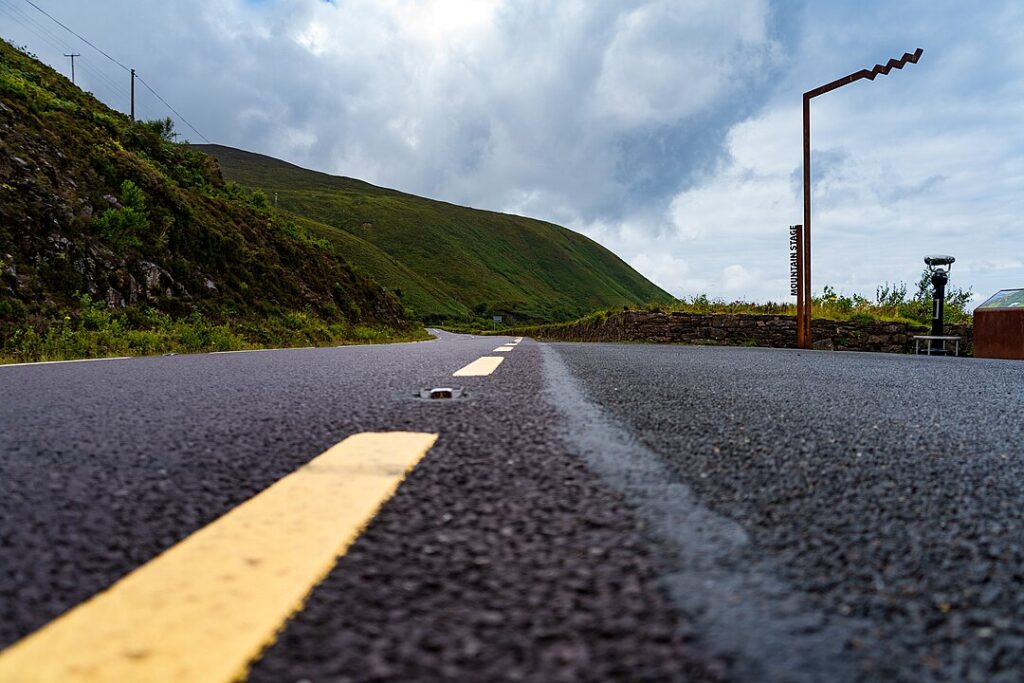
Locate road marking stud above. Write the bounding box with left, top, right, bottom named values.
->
left=453, top=356, right=504, bottom=376
left=0, top=432, right=439, bottom=683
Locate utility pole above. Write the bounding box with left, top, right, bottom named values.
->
left=130, top=68, right=136, bottom=121
left=797, top=48, right=923, bottom=349
left=63, top=53, right=80, bottom=84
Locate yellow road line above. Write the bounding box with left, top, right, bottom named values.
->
left=0, top=432, right=439, bottom=683
left=453, top=356, right=504, bottom=376
left=493, top=346, right=514, bottom=352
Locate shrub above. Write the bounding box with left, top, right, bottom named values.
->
left=142, top=117, right=176, bottom=143
left=92, top=180, right=150, bottom=251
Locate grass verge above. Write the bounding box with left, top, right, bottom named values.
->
left=0, top=296, right=429, bottom=365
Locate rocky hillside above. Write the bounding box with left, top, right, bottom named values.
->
left=0, top=39, right=412, bottom=359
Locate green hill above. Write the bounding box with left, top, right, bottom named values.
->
left=197, top=145, right=673, bottom=322
left=0, top=40, right=416, bottom=362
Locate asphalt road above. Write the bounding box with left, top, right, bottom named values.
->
left=1, top=333, right=1022, bottom=682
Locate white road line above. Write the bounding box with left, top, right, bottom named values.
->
left=0, top=358, right=132, bottom=368
left=493, top=346, right=514, bottom=352
left=209, top=350, right=266, bottom=355
left=453, top=356, right=505, bottom=377
left=209, top=347, right=315, bottom=355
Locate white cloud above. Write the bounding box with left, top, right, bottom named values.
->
left=629, top=251, right=708, bottom=296
left=594, top=0, right=775, bottom=126
left=3, top=0, right=782, bottom=218
left=625, top=2, right=1024, bottom=303
left=668, top=105, right=799, bottom=243
left=4, top=0, right=1021, bottom=307
left=722, top=264, right=762, bottom=294
left=649, top=85, right=1024, bottom=301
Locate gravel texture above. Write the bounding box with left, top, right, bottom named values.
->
left=552, top=342, right=1024, bottom=683
left=542, top=345, right=870, bottom=683
left=0, top=332, right=722, bottom=682
left=11, top=335, right=1017, bottom=682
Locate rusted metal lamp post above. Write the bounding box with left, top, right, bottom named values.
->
left=797, top=48, right=923, bottom=349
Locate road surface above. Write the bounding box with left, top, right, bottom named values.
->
left=0, top=331, right=1022, bottom=682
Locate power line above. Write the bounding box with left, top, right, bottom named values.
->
left=0, top=0, right=74, bottom=54
left=21, top=0, right=130, bottom=72
left=135, top=74, right=210, bottom=143
left=15, top=0, right=211, bottom=142
left=0, top=1, right=119, bottom=103
left=2, top=0, right=68, bottom=46
left=2, top=0, right=127, bottom=105
left=3, top=1, right=141, bottom=120
left=2, top=1, right=131, bottom=118
left=77, top=57, right=129, bottom=103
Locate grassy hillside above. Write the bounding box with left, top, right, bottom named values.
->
left=0, top=40, right=420, bottom=362
left=198, top=145, right=673, bottom=322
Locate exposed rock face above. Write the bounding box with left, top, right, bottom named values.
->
left=104, top=286, right=123, bottom=309
left=137, top=261, right=183, bottom=301
left=527, top=310, right=974, bottom=356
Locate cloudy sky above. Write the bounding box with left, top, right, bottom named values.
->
left=3, top=0, right=1021, bottom=304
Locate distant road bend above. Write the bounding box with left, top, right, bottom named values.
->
left=1, top=332, right=1022, bottom=682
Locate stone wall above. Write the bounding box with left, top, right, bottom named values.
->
left=523, top=311, right=973, bottom=355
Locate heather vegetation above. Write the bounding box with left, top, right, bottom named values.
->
left=0, top=40, right=424, bottom=363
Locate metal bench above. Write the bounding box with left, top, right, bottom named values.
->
left=913, top=335, right=961, bottom=356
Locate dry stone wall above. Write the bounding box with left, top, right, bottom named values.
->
left=526, top=311, right=973, bottom=356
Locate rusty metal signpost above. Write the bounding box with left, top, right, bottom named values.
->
left=790, top=224, right=805, bottom=347
left=796, top=48, right=923, bottom=348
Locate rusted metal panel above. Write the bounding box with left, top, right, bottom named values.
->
left=974, top=289, right=1024, bottom=360
left=974, top=310, right=1024, bottom=360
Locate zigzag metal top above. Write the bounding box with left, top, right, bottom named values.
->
left=805, top=48, right=923, bottom=99
left=862, top=48, right=924, bottom=80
